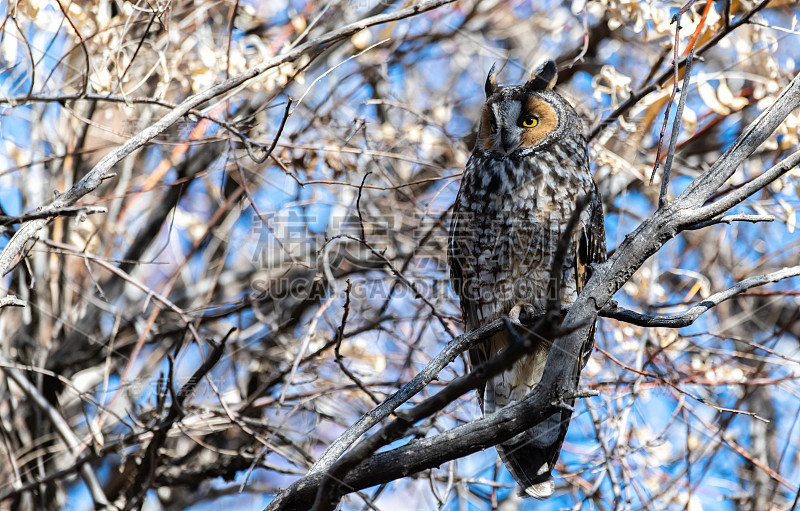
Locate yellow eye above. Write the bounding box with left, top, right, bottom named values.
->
left=521, top=115, right=538, bottom=128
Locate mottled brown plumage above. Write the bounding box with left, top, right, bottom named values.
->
left=448, top=61, right=606, bottom=499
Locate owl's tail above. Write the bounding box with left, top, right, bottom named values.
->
left=495, top=406, right=573, bottom=499
left=477, top=329, right=581, bottom=500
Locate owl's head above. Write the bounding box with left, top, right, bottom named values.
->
left=476, top=61, right=580, bottom=157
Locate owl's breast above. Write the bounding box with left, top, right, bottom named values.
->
left=453, top=142, right=593, bottom=320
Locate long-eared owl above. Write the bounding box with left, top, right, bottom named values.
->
left=447, top=61, right=606, bottom=499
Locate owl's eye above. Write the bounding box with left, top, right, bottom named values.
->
left=489, top=121, right=497, bottom=134
left=521, top=115, right=539, bottom=128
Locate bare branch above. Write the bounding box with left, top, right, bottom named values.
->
left=269, top=381, right=592, bottom=510
left=0, top=205, right=107, bottom=226
left=677, top=75, right=800, bottom=210
left=0, top=296, right=25, bottom=308
left=308, top=316, right=510, bottom=474
left=683, top=213, right=775, bottom=230
left=686, top=149, right=800, bottom=224
left=244, top=97, right=293, bottom=163
left=659, top=48, right=694, bottom=209
left=601, top=266, right=800, bottom=328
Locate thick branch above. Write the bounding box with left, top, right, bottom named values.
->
left=307, top=320, right=590, bottom=511
left=268, top=380, right=575, bottom=510
left=308, top=316, right=507, bottom=474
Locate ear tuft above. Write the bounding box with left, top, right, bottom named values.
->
left=485, top=63, right=497, bottom=98
left=527, top=61, right=558, bottom=91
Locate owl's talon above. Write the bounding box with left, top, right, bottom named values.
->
left=508, top=303, right=538, bottom=326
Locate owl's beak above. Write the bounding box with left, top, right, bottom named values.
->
left=500, top=129, right=518, bottom=155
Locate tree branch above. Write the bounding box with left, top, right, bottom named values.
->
left=267, top=382, right=588, bottom=510
left=308, top=314, right=509, bottom=474
left=687, top=149, right=800, bottom=224
left=0, top=205, right=107, bottom=227
left=658, top=48, right=694, bottom=209
left=683, top=213, right=774, bottom=230
left=677, top=75, right=800, bottom=210
left=0, top=296, right=25, bottom=308
left=600, top=265, right=800, bottom=327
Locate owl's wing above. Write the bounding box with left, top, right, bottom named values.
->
left=447, top=188, right=494, bottom=407
left=576, top=183, right=607, bottom=290
left=575, top=183, right=607, bottom=368
left=447, top=201, right=465, bottom=319
left=448, top=181, right=484, bottom=329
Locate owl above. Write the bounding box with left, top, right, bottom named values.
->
left=448, top=61, right=606, bottom=499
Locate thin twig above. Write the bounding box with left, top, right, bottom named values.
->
left=334, top=280, right=353, bottom=359
left=115, top=8, right=159, bottom=95
left=0, top=205, right=107, bottom=226
left=649, top=4, right=686, bottom=185
left=356, top=172, right=372, bottom=242
left=683, top=213, right=774, bottom=230
left=659, top=48, right=695, bottom=208
left=322, top=234, right=457, bottom=338
left=333, top=281, right=381, bottom=405
left=245, top=97, right=293, bottom=163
